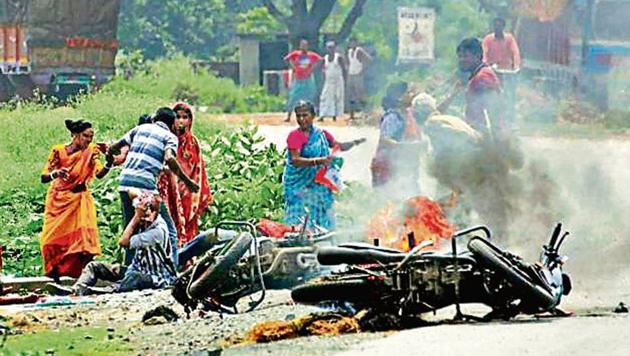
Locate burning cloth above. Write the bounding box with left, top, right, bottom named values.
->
left=366, top=196, right=454, bottom=251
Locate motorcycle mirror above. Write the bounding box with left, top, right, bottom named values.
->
left=556, top=231, right=570, bottom=251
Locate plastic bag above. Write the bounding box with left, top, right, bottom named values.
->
left=256, top=219, right=295, bottom=238
left=314, top=156, right=344, bottom=192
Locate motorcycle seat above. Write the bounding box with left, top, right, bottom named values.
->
left=317, top=246, right=406, bottom=265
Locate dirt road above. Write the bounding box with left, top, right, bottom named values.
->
left=4, top=120, right=629, bottom=355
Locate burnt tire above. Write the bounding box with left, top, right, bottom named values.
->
left=291, top=278, right=378, bottom=305
left=188, top=233, right=253, bottom=299
left=468, top=238, right=556, bottom=310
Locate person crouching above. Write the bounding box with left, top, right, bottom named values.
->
left=47, top=192, right=177, bottom=295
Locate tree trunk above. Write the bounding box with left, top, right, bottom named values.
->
left=263, top=0, right=368, bottom=53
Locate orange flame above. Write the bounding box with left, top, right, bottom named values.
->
left=365, top=196, right=454, bottom=252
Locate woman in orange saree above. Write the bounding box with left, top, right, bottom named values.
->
left=158, top=103, right=212, bottom=247
left=40, top=119, right=112, bottom=278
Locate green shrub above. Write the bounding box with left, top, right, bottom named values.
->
left=105, top=55, right=282, bottom=113
left=200, top=125, right=285, bottom=228
left=603, top=110, right=630, bottom=130
left=0, top=122, right=284, bottom=276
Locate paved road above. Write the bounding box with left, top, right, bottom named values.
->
left=338, top=312, right=630, bottom=356
left=257, top=125, right=630, bottom=355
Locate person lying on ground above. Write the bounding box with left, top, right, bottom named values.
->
left=283, top=100, right=366, bottom=230
left=40, top=119, right=113, bottom=279
left=107, top=107, right=200, bottom=268
left=46, top=192, right=177, bottom=296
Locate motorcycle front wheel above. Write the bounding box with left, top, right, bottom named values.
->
left=188, top=232, right=253, bottom=299
left=468, top=238, right=556, bottom=311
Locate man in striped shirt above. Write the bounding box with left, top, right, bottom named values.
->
left=46, top=193, right=177, bottom=295
left=108, top=107, right=199, bottom=267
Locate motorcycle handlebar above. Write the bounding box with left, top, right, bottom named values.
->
left=453, top=225, right=492, bottom=240
left=548, top=223, right=562, bottom=251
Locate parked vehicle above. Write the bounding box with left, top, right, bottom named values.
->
left=0, top=0, right=120, bottom=101
left=291, top=223, right=572, bottom=320
left=172, top=219, right=336, bottom=314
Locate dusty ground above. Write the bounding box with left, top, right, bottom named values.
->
left=3, top=115, right=630, bottom=354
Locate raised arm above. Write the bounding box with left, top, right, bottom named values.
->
left=118, top=207, right=142, bottom=247
left=336, top=138, right=366, bottom=152
left=358, top=47, right=372, bottom=63
left=437, top=79, right=465, bottom=113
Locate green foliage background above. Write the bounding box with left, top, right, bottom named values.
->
left=118, top=0, right=491, bottom=66
left=0, top=58, right=285, bottom=277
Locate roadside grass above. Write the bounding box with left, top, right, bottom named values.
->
left=0, top=83, right=284, bottom=277
left=2, top=327, right=136, bottom=354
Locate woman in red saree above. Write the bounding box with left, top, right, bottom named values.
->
left=40, top=119, right=112, bottom=278
left=159, top=103, right=212, bottom=246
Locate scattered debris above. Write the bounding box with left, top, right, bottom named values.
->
left=246, top=312, right=368, bottom=343
left=142, top=305, right=179, bottom=323
left=613, top=302, right=628, bottom=313
left=0, top=293, right=42, bottom=306
left=10, top=312, right=43, bottom=332
left=144, top=316, right=168, bottom=325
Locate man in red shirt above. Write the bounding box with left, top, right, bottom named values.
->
left=284, top=39, right=323, bottom=122
left=482, top=17, right=520, bottom=126
left=439, top=38, right=503, bottom=136
left=482, top=17, right=521, bottom=71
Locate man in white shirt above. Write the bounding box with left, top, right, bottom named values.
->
left=346, top=38, right=372, bottom=120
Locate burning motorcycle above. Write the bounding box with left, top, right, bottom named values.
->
left=172, top=218, right=335, bottom=314
left=291, top=223, right=572, bottom=320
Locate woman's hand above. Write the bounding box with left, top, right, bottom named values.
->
left=105, top=151, right=115, bottom=166
left=338, top=138, right=366, bottom=151
left=321, top=156, right=333, bottom=166
left=51, top=168, right=69, bottom=179
left=96, top=142, right=108, bottom=154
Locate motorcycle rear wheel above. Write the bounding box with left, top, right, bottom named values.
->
left=468, top=238, right=556, bottom=311
left=188, top=233, right=253, bottom=299
left=291, top=277, right=379, bottom=305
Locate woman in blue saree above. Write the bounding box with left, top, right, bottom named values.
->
left=283, top=101, right=365, bottom=230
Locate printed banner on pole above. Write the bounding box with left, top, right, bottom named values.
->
left=397, top=7, right=435, bottom=65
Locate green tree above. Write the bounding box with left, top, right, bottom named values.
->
left=117, top=0, right=262, bottom=59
